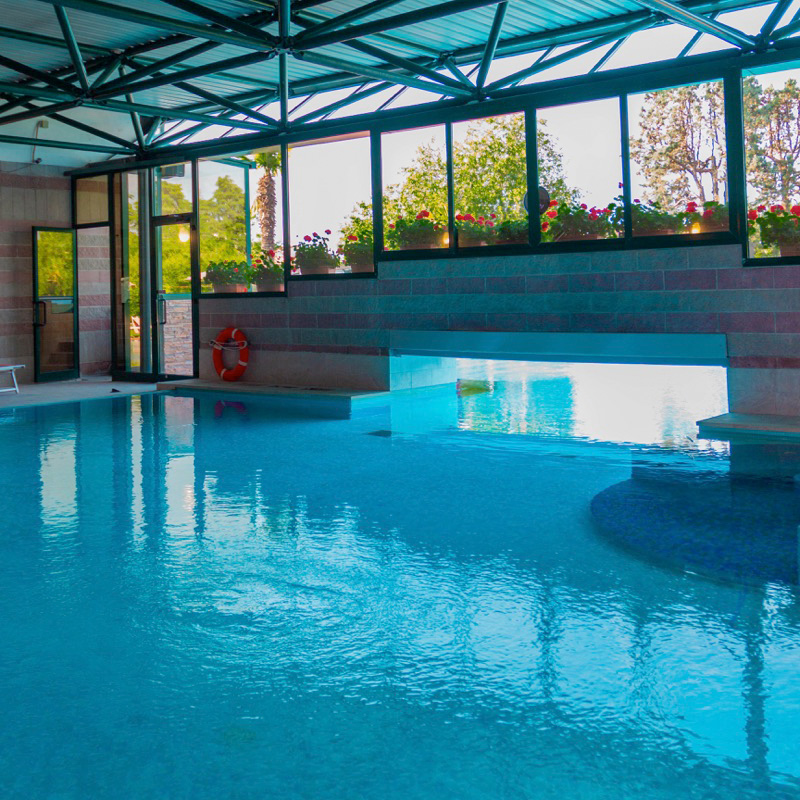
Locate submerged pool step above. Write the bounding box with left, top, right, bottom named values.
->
left=157, top=379, right=391, bottom=418
left=698, top=412, right=800, bottom=441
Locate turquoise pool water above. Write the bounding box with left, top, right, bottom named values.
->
left=1, top=363, right=799, bottom=799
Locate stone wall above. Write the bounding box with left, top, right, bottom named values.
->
left=163, top=297, right=193, bottom=375
left=0, top=162, right=71, bottom=383
left=199, top=243, right=800, bottom=414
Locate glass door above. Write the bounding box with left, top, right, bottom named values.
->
left=152, top=216, right=196, bottom=379
left=32, top=227, right=79, bottom=382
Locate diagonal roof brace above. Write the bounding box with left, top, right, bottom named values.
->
left=631, top=0, right=757, bottom=49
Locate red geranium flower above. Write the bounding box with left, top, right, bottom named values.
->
left=487, top=221, right=494, bottom=227
left=541, top=221, right=549, bottom=232
left=747, top=210, right=758, bottom=220
left=418, top=209, right=430, bottom=218
left=304, top=235, right=312, bottom=242
left=490, top=213, right=496, bottom=219
left=791, top=205, right=800, bottom=216
left=546, top=210, right=557, bottom=219
left=549, top=200, right=558, bottom=207
left=580, top=204, right=587, bottom=210
left=702, top=209, right=714, bottom=218
left=686, top=202, right=698, bottom=212
left=757, top=205, right=766, bottom=212
left=347, top=234, right=358, bottom=241
left=268, top=250, right=275, bottom=257
left=464, top=213, right=475, bottom=223
left=634, top=198, right=640, bottom=204
left=388, top=223, right=395, bottom=229
left=233, top=267, right=238, bottom=273
left=325, top=229, right=331, bottom=235
left=455, top=214, right=464, bottom=221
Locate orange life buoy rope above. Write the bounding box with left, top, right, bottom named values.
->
left=211, top=327, right=249, bottom=381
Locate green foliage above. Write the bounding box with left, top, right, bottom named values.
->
left=625, top=198, right=685, bottom=234
left=543, top=201, right=619, bottom=240
left=295, top=231, right=339, bottom=270
left=386, top=212, right=447, bottom=249
left=199, top=174, right=248, bottom=269
left=249, top=244, right=283, bottom=281
left=36, top=231, right=73, bottom=296
left=748, top=203, right=800, bottom=248
left=631, top=81, right=727, bottom=210
left=204, top=260, right=248, bottom=285
left=744, top=76, right=800, bottom=207
left=341, top=114, right=575, bottom=248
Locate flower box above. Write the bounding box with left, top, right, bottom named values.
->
left=211, top=283, right=248, bottom=294
left=253, top=279, right=283, bottom=292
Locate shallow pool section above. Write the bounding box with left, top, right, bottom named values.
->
left=1, top=368, right=798, bottom=799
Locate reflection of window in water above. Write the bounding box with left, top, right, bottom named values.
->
left=454, top=359, right=728, bottom=449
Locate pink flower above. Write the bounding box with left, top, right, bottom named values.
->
left=490, top=213, right=496, bottom=219
left=487, top=221, right=494, bottom=227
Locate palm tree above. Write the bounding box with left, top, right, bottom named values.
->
left=253, top=150, right=281, bottom=249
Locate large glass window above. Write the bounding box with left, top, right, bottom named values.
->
left=537, top=98, right=623, bottom=242
left=153, top=162, right=193, bottom=216
left=75, top=175, right=109, bottom=226
left=382, top=124, right=448, bottom=251
left=453, top=112, right=528, bottom=247
left=744, top=66, right=800, bottom=258
left=198, top=153, right=284, bottom=294
left=628, top=80, right=728, bottom=237
left=288, top=134, right=373, bottom=275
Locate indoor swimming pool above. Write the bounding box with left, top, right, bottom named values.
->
left=1, top=362, right=798, bottom=799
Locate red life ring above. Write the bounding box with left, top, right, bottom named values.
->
left=212, top=327, right=249, bottom=381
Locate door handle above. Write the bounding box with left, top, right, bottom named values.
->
left=33, top=300, right=47, bottom=327
left=157, top=295, right=167, bottom=325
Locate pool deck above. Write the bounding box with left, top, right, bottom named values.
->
left=698, top=412, right=800, bottom=440
left=0, top=376, right=158, bottom=409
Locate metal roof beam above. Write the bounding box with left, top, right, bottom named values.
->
left=97, top=42, right=219, bottom=93
left=630, top=0, right=757, bottom=48
left=17, top=101, right=138, bottom=149
left=291, top=81, right=393, bottom=125
left=53, top=6, right=91, bottom=93
left=0, top=131, right=130, bottom=153
left=759, top=0, right=791, bottom=40
left=443, top=57, right=474, bottom=87
left=0, top=24, right=109, bottom=56
left=485, top=21, right=651, bottom=93
left=345, top=41, right=476, bottom=95
left=296, top=0, right=408, bottom=41
left=0, top=100, right=80, bottom=127
left=476, top=1, right=508, bottom=89
left=39, top=0, right=279, bottom=53
left=157, top=0, right=280, bottom=44
left=589, top=37, right=629, bottom=72
left=294, top=50, right=472, bottom=99
left=0, top=53, right=82, bottom=96
left=100, top=98, right=268, bottom=130
left=176, top=82, right=279, bottom=126
left=294, top=0, right=502, bottom=51
left=771, top=8, right=800, bottom=39
left=93, top=51, right=276, bottom=100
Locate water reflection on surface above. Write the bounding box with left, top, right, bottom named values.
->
left=1, top=370, right=799, bottom=799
